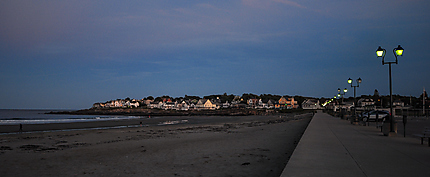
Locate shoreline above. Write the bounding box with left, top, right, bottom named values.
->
left=0, top=113, right=312, bottom=176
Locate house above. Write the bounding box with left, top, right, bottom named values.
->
left=189, top=103, right=196, bottom=109
left=222, top=101, right=230, bottom=108
left=393, top=100, right=405, bottom=107
left=256, top=99, right=267, bottom=109
left=357, top=98, right=375, bottom=107
left=288, top=97, right=298, bottom=108
left=203, top=99, right=218, bottom=109
left=127, top=101, right=140, bottom=108
left=196, top=99, right=206, bottom=109
left=267, top=99, right=276, bottom=109
left=163, top=98, right=172, bottom=103
left=92, top=103, right=103, bottom=108
left=275, top=97, right=287, bottom=108
left=163, top=102, right=176, bottom=110
left=302, top=99, right=321, bottom=110
left=149, top=101, right=161, bottom=109
left=248, top=99, right=259, bottom=107
left=196, top=99, right=218, bottom=110
left=177, top=101, right=190, bottom=111
left=276, top=97, right=298, bottom=109
left=114, top=99, right=125, bottom=107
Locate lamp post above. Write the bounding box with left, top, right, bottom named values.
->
left=338, top=88, right=347, bottom=119
left=348, top=78, right=362, bottom=117
left=376, top=45, right=404, bottom=135
left=338, top=88, right=348, bottom=104
left=333, top=95, right=338, bottom=112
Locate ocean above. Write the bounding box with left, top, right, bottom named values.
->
left=0, top=109, right=142, bottom=125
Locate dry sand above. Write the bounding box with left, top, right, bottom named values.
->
left=0, top=114, right=312, bottom=177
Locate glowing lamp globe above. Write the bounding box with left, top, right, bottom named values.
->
left=376, top=46, right=385, bottom=57
left=395, top=45, right=404, bottom=56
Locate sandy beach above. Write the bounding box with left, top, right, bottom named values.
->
left=0, top=113, right=312, bottom=176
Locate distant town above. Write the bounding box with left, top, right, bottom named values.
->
left=92, top=94, right=305, bottom=110
left=91, top=91, right=429, bottom=114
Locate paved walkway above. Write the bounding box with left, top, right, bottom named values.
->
left=281, top=111, right=430, bottom=177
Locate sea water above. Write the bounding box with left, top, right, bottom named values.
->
left=0, top=109, right=142, bottom=125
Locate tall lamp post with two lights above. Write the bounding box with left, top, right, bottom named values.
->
left=338, top=88, right=348, bottom=119
left=338, top=88, right=348, bottom=104
left=348, top=78, right=362, bottom=118
left=376, top=45, right=404, bottom=135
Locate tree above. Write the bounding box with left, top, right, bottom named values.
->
left=260, top=94, right=281, bottom=102
left=241, top=93, right=260, bottom=102
left=154, top=97, right=163, bottom=102
left=145, top=96, right=154, bottom=100
left=373, top=89, right=379, bottom=97
left=184, top=95, right=201, bottom=100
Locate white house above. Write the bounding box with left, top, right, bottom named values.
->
left=129, top=101, right=139, bottom=108
left=357, top=98, right=375, bottom=107
left=149, top=101, right=161, bottom=109
left=302, top=99, right=321, bottom=110
left=178, top=101, right=190, bottom=111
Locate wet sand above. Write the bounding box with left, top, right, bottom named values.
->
left=0, top=114, right=312, bottom=177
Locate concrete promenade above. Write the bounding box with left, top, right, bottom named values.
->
left=281, top=111, right=430, bottom=177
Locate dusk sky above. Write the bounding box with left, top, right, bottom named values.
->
left=1, top=0, right=429, bottom=109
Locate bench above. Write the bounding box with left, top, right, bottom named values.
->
left=413, top=127, right=430, bottom=146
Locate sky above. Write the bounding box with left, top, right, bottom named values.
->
left=1, top=0, right=429, bottom=109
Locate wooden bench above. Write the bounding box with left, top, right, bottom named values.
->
left=413, top=127, right=430, bottom=146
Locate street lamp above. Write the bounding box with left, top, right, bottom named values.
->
left=338, top=88, right=348, bottom=119
left=338, top=88, right=348, bottom=104
left=348, top=78, right=362, bottom=117
left=376, top=45, right=404, bottom=135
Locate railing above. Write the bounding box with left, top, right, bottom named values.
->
left=395, top=108, right=430, bottom=117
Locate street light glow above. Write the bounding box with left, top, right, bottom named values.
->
left=395, top=45, right=404, bottom=56
left=348, top=78, right=352, bottom=84
left=376, top=46, right=385, bottom=57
